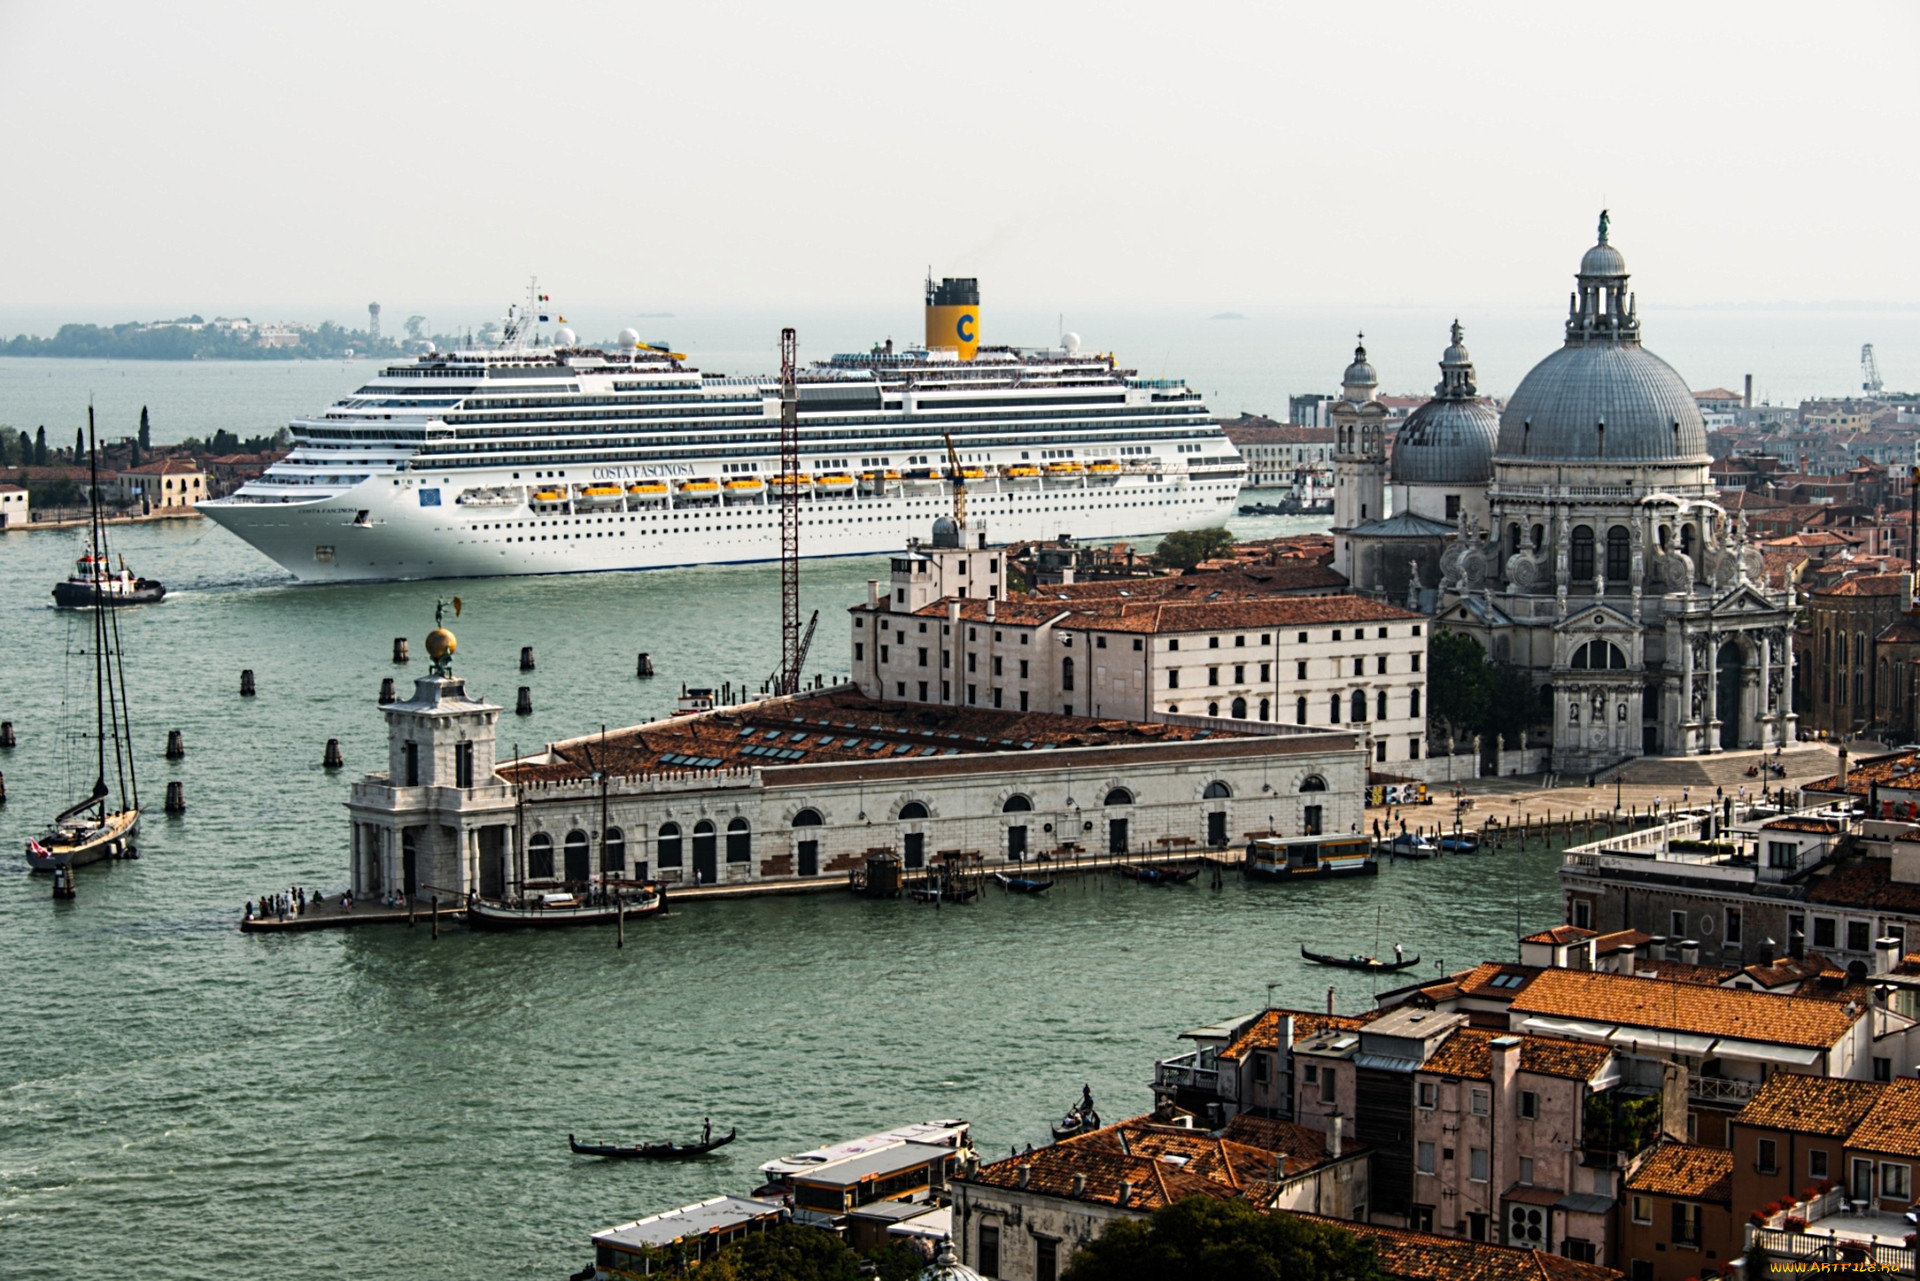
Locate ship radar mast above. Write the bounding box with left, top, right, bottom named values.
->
left=496, top=278, right=553, bottom=352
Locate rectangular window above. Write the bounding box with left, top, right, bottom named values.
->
left=1352, top=657, right=1363, bottom=676
left=1469, top=1147, right=1489, bottom=1182
left=454, top=741, right=474, bottom=789
left=918, top=681, right=928, bottom=701
left=1810, top=1149, right=1829, bottom=1180
left=1254, top=1053, right=1271, bottom=1084
left=1377, top=654, right=1388, bottom=674
left=1813, top=917, right=1836, bottom=949
left=1260, top=663, right=1271, bottom=681
left=1632, top=1195, right=1652, bottom=1225
left=854, top=641, right=864, bottom=661
left=1672, top=1201, right=1701, bottom=1247
left=1411, top=654, right=1421, bottom=672
left=1133, top=638, right=1142, bottom=651
left=1470, top=1088, right=1489, bottom=1116
left=979, top=1224, right=1000, bottom=1278
left=1573, top=899, right=1592, bottom=929
left=1168, top=638, right=1179, bottom=650
left=1418, top=1081, right=1436, bottom=1109
left=1882, top=1163, right=1910, bottom=1200
left=1303, top=1064, right=1318, bottom=1084
left=992, top=688, right=1002, bottom=709
left=1519, top=1156, right=1535, bottom=1186
left=1847, top=920, right=1871, bottom=952
left=1768, top=841, right=1799, bottom=869
left=1209, top=667, right=1219, bottom=685
left=1320, top=1067, right=1336, bottom=1103
left=1726, top=907, right=1742, bottom=944
left=880, top=645, right=890, bottom=662
left=1169, top=669, right=1179, bottom=688
left=404, top=740, right=420, bottom=787
left=1035, top=1238, right=1057, bottom=1281
left=1019, top=659, right=1030, bottom=679
left=993, top=656, right=1002, bottom=676
left=1417, top=1141, right=1436, bottom=1174
left=1018, top=691, right=1028, bottom=712
left=1873, top=1056, right=1892, bottom=1082
left=1519, top=1091, right=1538, bottom=1119
left=1410, top=1206, right=1434, bottom=1233
left=918, top=647, right=928, bottom=667
left=1234, top=665, right=1245, bottom=683
left=1758, top=1138, right=1778, bottom=1174
left=1095, top=636, right=1106, bottom=649
left=1296, top=661, right=1308, bottom=680
left=895, top=681, right=906, bottom=696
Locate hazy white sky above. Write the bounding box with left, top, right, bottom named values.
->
left=2, top=0, right=1914, bottom=319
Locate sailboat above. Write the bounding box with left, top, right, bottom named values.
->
left=26, top=413, right=142, bottom=873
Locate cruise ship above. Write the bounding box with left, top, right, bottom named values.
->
left=200, top=280, right=1245, bottom=582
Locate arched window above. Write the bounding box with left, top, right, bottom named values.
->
left=563, top=829, right=590, bottom=882
left=603, top=826, right=625, bottom=873
left=792, top=809, right=823, bottom=827
left=1570, top=526, right=1595, bottom=580
left=726, top=817, right=751, bottom=863
left=1001, top=795, right=1032, bottom=813
left=1530, top=524, right=1544, bottom=552
left=1605, top=526, right=1630, bottom=581
left=1104, top=788, right=1133, bottom=806
left=692, top=820, right=717, bottom=873
left=1508, top=523, right=1522, bottom=557
left=1203, top=781, right=1232, bottom=799
left=1207, top=702, right=1219, bottom=717
left=1351, top=690, right=1368, bottom=722
left=1296, top=696, right=1308, bottom=725
left=1299, top=775, right=1327, bottom=793
left=1409, top=688, right=1421, bottom=717
left=1061, top=656, right=1074, bottom=691
left=899, top=801, right=929, bottom=820
left=1376, top=690, right=1388, bottom=720
left=1259, top=698, right=1270, bottom=722
left=1230, top=696, right=1247, bottom=719
left=1329, top=693, right=1342, bottom=723
left=528, top=831, right=555, bottom=879
left=657, top=822, right=682, bottom=868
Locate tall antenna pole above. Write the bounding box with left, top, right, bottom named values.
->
left=779, top=327, right=801, bottom=695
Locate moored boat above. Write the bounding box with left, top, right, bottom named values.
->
left=1378, top=832, right=1439, bottom=859
left=1120, top=863, right=1199, bottom=885
left=466, top=881, right=664, bottom=930
left=1244, top=834, right=1377, bottom=880
left=994, top=872, right=1053, bottom=894
left=1438, top=832, right=1480, bottom=854
left=1051, top=1085, right=1101, bottom=1142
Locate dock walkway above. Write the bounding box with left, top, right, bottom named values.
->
left=239, top=847, right=1241, bottom=934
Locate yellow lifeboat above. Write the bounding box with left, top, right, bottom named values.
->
left=1005, top=464, right=1040, bottom=480
left=770, top=473, right=812, bottom=490
left=578, top=484, right=625, bottom=506
left=626, top=481, right=669, bottom=498
left=677, top=478, right=720, bottom=498
left=532, top=489, right=565, bottom=503
left=723, top=476, right=765, bottom=493
left=1087, top=461, right=1121, bottom=474
left=1046, top=460, right=1084, bottom=474
left=814, top=473, right=856, bottom=492
left=960, top=467, right=986, bottom=481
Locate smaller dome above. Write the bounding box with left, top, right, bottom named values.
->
left=552, top=326, right=576, bottom=347
left=930, top=515, right=960, bottom=548
left=919, top=1238, right=985, bottom=1281
left=1342, top=335, right=1376, bottom=389
left=1580, top=241, right=1627, bottom=278
left=426, top=628, right=456, bottom=659
left=1061, top=332, right=1081, bottom=353
left=1392, top=399, right=1500, bottom=485
left=616, top=327, right=641, bottom=349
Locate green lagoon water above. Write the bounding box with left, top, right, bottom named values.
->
left=0, top=364, right=1566, bottom=1281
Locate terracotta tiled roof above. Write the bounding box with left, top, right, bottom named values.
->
left=498, top=688, right=1249, bottom=784
left=1875, top=617, right=1920, bottom=644
left=904, top=592, right=1423, bottom=632
left=1419, top=1028, right=1612, bottom=1082
left=118, top=457, right=204, bottom=475
left=1220, top=1114, right=1352, bottom=1173
left=1453, top=962, right=1543, bottom=1000
left=1217, top=417, right=1335, bottom=445
left=1805, top=858, right=1920, bottom=912
left=1624, top=1142, right=1733, bottom=1202
left=1523, top=926, right=1597, bottom=945
left=1024, top=563, right=1348, bottom=600
left=1733, top=1072, right=1886, bottom=1138
left=1297, top=1216, right=1624, bottom=1281
left=1761, top=817, right=1842, bottom=833
left=1628, top=959, right=1741, bottom=987
left=1508, top=969, right=1860, bottom=1049
left=1219, top=1008, right=1374, bottom=1062
left=1594, top=929, right=1652, bottom=955
left=1845, top=1078, right=1920, bottom=1159
left=1813, top=573, right=1909, bottom=598
left=1800, top=750, right=1920, bottom=797
left=1736, top=952, right=1837, bottom=991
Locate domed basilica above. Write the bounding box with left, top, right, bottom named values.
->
left=1330, top=215, right=1797, bottom=773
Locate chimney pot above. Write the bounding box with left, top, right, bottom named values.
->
left=1118, top=1179, right=1133, bottom=1205
left=1326, top=1113, right=1343, bottom=1160
left=1071, top=1173, right=1086, bottom=1197
left=1017, top=1163, right=1031, bottom=1189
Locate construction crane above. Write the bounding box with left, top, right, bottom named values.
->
left=1863, top=344, right=1884, bottom=396
left=941, top=428, right=966, bottom=530
left=766, top=610, right=819, bottom=695
left=778, top=328, right=801, bottom=695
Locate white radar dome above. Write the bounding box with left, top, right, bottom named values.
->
left=617, top=327, right=641, bottom=349
left=424, top=341, right=437, bottom=354
left=1061, top=332, right=1082, bottom=353
left=553, top=326, right=576, bottom=347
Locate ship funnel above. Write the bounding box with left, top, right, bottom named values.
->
left=925, top=276, right=980, bottom=361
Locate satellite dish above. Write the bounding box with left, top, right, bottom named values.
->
left=553, top=326, right=576, bottom=347
left=1061, top=332, right=1082, bottom=353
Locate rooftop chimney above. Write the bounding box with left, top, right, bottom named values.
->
left=1118, top=1180, right=1133, bottom=1206
left=1744, top=374, right=1753, bottom=410
left=986, top=597, right=996, bottom=623
left=867, top=579, right=880, bottom=610
left=1758, top=936, right=1776, bottom=966
left=1017, top=1163, right=1031, bottom=1189
left=1876, top=936, right=1901, bottom=975
left=1326, top=1113, right=1343, bottom=1160
left=1681, top=939, right=1701, bottom=966
left=1326, top=985, right=1336, bottom=1015
left=1071, top=1173, right=1085, bottom=1197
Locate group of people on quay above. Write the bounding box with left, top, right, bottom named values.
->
left=242, top=885, right=360, bottom=922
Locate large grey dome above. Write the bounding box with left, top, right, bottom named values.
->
left=1494, top=216, right=1709, bottom=464
left=1496, top=343, right=1708, bottom=462
left=1392, top=319, right=1498, bottom=485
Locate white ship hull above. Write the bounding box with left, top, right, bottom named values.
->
left=203, top=469, right=1242, bottom=583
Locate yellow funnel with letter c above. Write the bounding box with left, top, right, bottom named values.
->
left=925, top=276, right=980, bottom=361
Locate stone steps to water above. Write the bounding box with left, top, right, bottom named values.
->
left=1611, top=748, right=1832, bottom=788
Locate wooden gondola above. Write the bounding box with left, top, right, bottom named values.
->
left=1300, top=944, right=1420, bottom=973
left=994, top=872, right=1053, bottom=894
left=1051, top=1086, right=1101, bottom=1142
left=1121, top=864, right=1199, bottom=885
left=467, top=882, right=664, bottom=930
left=569, top=1127, right=736, bottom=1160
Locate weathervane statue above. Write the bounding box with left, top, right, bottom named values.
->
left=426, top=596, right=462, bottom=677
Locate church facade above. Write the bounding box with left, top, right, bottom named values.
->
left=1331, top=216, right=1799, bottom=775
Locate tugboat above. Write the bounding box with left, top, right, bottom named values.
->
left=28, top=415, right=143, bottom=873
left=52, top=552, right=166, bottom=608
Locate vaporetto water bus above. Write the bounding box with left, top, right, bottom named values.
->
left=199, top=279, right=1245, bottom=582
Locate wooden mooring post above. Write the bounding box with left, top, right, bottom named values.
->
left=636, top=653, right=653, bottom=678
left=239, top=669, right=256, bottom=697
left=617, top=898, right=626, bottom=948
left=379, top=677, right=396, bottom=704
left=165, top=729, right=185, bottom=760
left=516, top=687, right=533, bottom=716
left=430, top=895, right=439, bottom=939
left=323, top=739, right=343, bottom=770
left=393, top=637, right=409, bottom=663
left=164, top=780, right=185, bottom=813
left=1, top=721, right=16, bottom=749
left=520, top=646, right=536, bottom=672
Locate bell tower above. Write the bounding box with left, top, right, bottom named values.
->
left=1331, top=335, right=1387, bottom=581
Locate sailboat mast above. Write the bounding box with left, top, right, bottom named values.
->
left=87, top=411, right=108, bottom=805
left=93, top=418, right=134, bottom=809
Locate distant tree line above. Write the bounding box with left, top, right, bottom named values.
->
left=4, top=315, right=504, bottom=361
left=1427, top=631, right=1539, bottom=751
